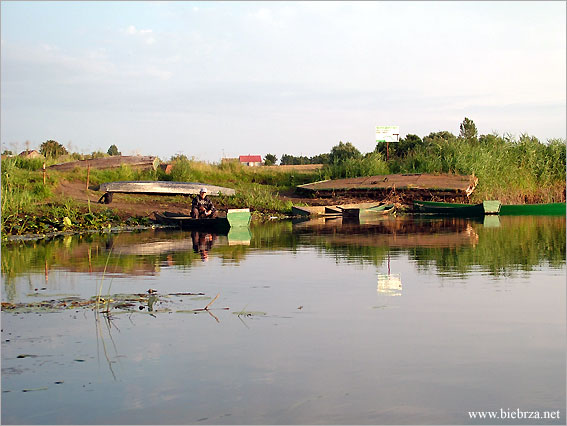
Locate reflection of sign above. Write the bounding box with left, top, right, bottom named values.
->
left=377, top=273, right=402, bottom=296
left=376, top=126, right=400, bottom=143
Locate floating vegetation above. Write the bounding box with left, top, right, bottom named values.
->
left=233, top=305, right=267, bottom=317
left=1, top=291, right=228, bottom=316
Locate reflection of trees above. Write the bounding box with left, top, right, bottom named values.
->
left=410, top=216, right=566, bottom=277
left=2, top=217, right=565, bottom=290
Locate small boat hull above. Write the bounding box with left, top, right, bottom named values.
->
left=154, top=209, right=250, bottom=232
left=99, top=181, right=236, bottom=196
left=413, top=201, right=485, bottom=217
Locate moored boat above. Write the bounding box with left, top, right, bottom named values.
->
left=154, top=208, right=251, bottom=232
left=414, top=200, right=565, bottom=216
left=413, top=201, right=485, bottom=217
left=292, top=202, right=394, bottom=217
left=499, top=203, right=566, bottom=216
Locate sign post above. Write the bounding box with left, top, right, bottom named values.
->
left=376, top=126, right=400, bottom=161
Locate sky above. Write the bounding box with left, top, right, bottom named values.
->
left=1, top=1, right=565, bottom=163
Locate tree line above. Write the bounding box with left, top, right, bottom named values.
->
left=266, top=116, right=560, bottom=166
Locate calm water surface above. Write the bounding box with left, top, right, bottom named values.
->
left=1, top=216, right=565, bottom=424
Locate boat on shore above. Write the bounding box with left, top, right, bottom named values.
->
left=413, top=201, right=486, bottom=217
left=340, top=204, right=395, bottom=218
left=98, top=181, right=236, bottom=203
left=292, top=202, right=394, bottom=217
left=154, top=208, right=251, bottom=232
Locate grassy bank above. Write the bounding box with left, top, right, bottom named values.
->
left=0, top=156, right=316, bottom=236
left=320, top=134, right=565, bottom=203
left=2, top=132, right=565, bottom=236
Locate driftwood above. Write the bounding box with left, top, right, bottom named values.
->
left=48, top=156, right=159, bottom=172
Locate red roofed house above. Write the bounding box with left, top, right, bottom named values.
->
left=239, top=155, right=262, bottom=166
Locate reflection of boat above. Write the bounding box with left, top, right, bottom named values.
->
left=500, top=203, right=566, bottom=216
left=227, top=227, right=252, bottom=245
left=154, top=209, right=251, bottom=232
left=293, top=216, right=480, bottom=248
left=413, top=200, right=500, bottom=217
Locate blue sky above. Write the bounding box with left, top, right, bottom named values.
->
left=1, top=1, right=565, bottom=162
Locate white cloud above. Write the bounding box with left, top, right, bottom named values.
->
left=125, top=25, right=156, bottom=45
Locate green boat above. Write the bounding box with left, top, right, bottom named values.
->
left=499, top=203, right=566, bottom=216
left=414, top=200, right=565, bottom=216
left=413, top=201, right=485, bottom=217
left=154, top=208, right=251, bottom=232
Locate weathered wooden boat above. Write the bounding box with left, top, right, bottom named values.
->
left=50, top=155, right=159, bottom=172
left=292, top=202, right=394, bottom=217
left=98, top=181, right=236, bottom=204
left=499, top=202, right=566, bottom=216
left=154, top=208, right=251, bottom=232
left=413, top=200, right=486, bottom=217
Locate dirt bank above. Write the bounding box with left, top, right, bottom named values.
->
left=55, top=180, right=403, bottom=220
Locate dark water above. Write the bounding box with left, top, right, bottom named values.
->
left=1, top=216, right=565, bottom=425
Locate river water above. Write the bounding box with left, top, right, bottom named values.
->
left=1, top=215, right=565, bottom=424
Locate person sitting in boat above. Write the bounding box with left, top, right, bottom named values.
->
left=191, top=187, right=217, bottom=219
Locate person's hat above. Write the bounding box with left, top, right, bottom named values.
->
left=200, top=187, right=207, bottom=193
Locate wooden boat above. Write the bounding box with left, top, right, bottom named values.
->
left=341, top=204, right=395, bottom=218
left=292, top=202, right=393, bottom=217
left=500, top=203, right=566, bottom=216
left=154, top=209, right=251, bottom=232
left=98, top=181, right=236, bottom=203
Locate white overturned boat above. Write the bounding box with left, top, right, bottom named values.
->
left=98, top=181, right=236, bottom=204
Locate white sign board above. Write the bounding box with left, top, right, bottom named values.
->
left=376, top=126, right=400, bottom=143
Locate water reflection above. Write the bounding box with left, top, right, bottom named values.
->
left=2, top=216, right=565, bottom=425
left=2, top=216, right=565, bottom=300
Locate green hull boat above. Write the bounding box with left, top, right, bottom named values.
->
left=414, top=200, right=565, bottom=217
left=499, top=203, right=566, bottom=216
left=413, top=201, right=485, bottom=217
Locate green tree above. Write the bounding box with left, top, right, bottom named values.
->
left=107, top=144, right=121, bottom=156
left=39, top=140, right=68, bottom=159
left=264, top=153, right=277, bottom=166
left=329, top=141, right=361, bottom=164
left=280, top=154, right=310, bottom=165
left=2, top=150, right=13, bottom=156
left=423, top=131, right=457, bottom=146
left=310, top=153, right=331, bottom=164
left=459, top=117, right=478, bottom=142
left=376, top=134, right=422, bottom=158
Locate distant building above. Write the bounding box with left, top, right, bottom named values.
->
left=18, top=149, right=43, bottom=159
left=239, top=155, right=262, bottom=166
